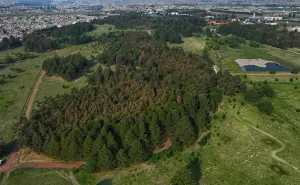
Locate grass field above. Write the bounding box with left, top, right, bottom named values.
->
left=0, top=55, right=45, bottom=142
left=87, top=24, right=113, bottom=38
left=168, top=36, right=206, bottom=55
left=6, top=169, right=71, bottom=185
left=209, top=44, right=300, bottom=73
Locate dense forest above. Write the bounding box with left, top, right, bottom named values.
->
left=95, top=13, right=205, bottom=44
left=0, top=36, right=22, bottom=51
left=19, top=31, right=245, bottom=172
left=218, top=23, right=300, bottom=49
left=42, top=53, right=88, bottom=81
left=23, top=22, right=94, bottom=52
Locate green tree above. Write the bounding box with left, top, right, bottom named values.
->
left=86, top=154, right=98, bottom=172
left=44, top=134, right=60, bottom=158
left=128, top=140, right=148, bottom=163
left=149, top=120, right=161, bottom=146
left=83, top=135, right=94, bottom=158
left=116, top=149, right=129, bottom=167
left=261, top=85, right=275, bottom=97
left=176, top=117, right=196, bottom=145
left=258, top=101, right=274, bottom=115
left=171, top=166, right=197, bottom=185
left=97, top=145, right=117, bottom=170
left=4, top=54, right=13, bottom=64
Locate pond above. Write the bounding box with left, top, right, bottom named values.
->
left=235, top=59, right=291, bottom=72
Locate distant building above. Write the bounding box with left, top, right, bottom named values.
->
left=264, top=17, right=283, bottom=21
left=207, top=20, right=229, bottom=26
left=205, top=16, right=215, bottom=20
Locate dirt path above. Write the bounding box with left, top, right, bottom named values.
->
left=0, top=68, right=83, bottom=174
left=235, top=106, right=300, bottom=173
left=153, top=139, right=172, bottom=154
left=53, top=170, right=80, bottom=185
left=24, top=70, right=46, bottom=119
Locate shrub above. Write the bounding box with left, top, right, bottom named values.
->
left=291, top=68, right=299, bottom=74
left=269, top=70, right=276, bottom=74
left=290, top=78, right=294, bottom=83
left=245, top=88, right=262, bottom=102
left=260, top=85, right=275, bottom=97
left=249, top=40, right=261, bottom=47
left=258, top=101, right=274, bottom=115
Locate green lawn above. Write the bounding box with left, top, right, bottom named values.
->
left=6, top=169, right=71, bottom=185
left=209, top=43, right=300, bottom=73
left=168, top=36, right=206, bottom=55
left=87, top=24, right=113, bottom=38
left=0, top=47, right=38, bottom=60
left=0, top=55, right=45, bottom=141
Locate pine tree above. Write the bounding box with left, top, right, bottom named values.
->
left=128, top=140, right=148, bottom=163
left=86, top=154, right=98, bottom=172
left=83, top=135, right=94, bottom=158
left=92, top=135, right=105, bottom=154
left=176, top=116, right=196, bottom=145
left=44, top=134, right=60, bottom=158
left=97, top=145, right=117, bottom=170
left=116, top=149, right=129, bottom=167
left=149, top=120, right=161, bottom=146
left=107, top=132, right=119, bottom=153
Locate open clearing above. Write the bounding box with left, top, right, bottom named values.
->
left=168, top=36, right=206, bottom=54
left=5, top=169, right=71, bottom=185
left=209, top=45, right=300, bottom=73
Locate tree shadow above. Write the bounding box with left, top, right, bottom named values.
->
left=187, top=158, right=202, bottom=185
left=0, top=139, right=20, bottom=158
left=97, top=178, right=113, bottom=185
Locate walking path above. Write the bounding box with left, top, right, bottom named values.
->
left=0, top=69, right=84, bottom=174
left=235, top=106, right=300, bottom=173
left=24, top=70, right=46, bottom=119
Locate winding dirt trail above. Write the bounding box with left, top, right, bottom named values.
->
left=25, top=70, right=46, bottom=119
left=235, top=106, right=300, bottom=173
left=0, top=68, right=84, bottom=174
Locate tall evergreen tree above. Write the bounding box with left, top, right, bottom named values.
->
left=97, top=145, right=117, bottom=170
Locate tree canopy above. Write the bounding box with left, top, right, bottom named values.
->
left=19, top=31, right=244, bottom=172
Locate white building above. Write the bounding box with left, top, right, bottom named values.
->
left=264, top=17, right=283, bottom=21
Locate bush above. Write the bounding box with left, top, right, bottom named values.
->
left=245, top=89, right=262, bottom=102
left=260, top=85, right=275, bottom=97
left=291, top=68, right=299, bottom=74
left=249, top=40, right=261, bottom=47
left=269, top=70, right=276, bottom=74
left=258, top=101, right=274, bottom=115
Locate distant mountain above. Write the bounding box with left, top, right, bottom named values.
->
left=16, top=0, right=300, bottom=4
left=17, top=0, right=52, bottom=5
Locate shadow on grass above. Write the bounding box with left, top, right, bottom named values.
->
left=270, top=164, right=289, bottom=176
left=0, top=139, right=20, bottom=158
left=187, top=158, right=202, bottom=185
left=97, top=178, right=112, bottom=185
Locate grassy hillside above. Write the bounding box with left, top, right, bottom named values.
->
left=209, top=44, right=300, bottom=73
left=6, top=169, right=71, bottom=185
left=168, top=36, right=206, bottom=54
left=92, top=79, right=300, bottom=185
